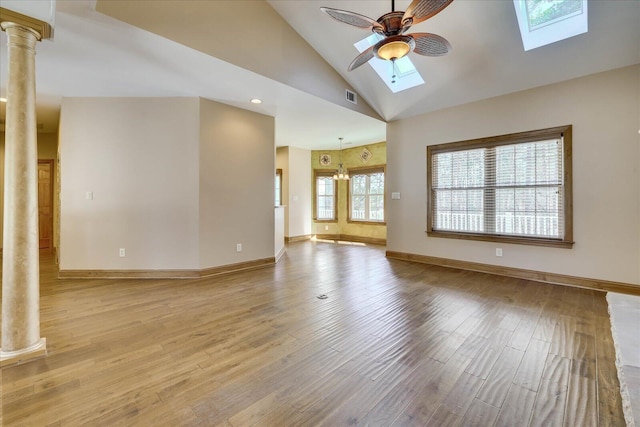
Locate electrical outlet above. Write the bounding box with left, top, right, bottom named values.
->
left=119, top=248, right=125, bottom=257
left=324, top=225, right=329, bottom=231
left=496, top=248, right=503, bottom=257
left=236, top=243, right=242, bottom=252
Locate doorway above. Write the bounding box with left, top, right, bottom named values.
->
left=38, top=159, right=54, bottom=252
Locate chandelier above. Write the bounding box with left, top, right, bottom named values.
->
left=333, top=137, right=349, bottom=180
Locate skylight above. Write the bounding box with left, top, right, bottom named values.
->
left=513, top=0, right=588, bottom=51
left=354, top=34, right=425, bottom=94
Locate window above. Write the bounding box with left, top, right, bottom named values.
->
left=427, top=125, right=573, bottom=248
left=349, top=167, right=385, bottom=223
left=275, top=169, right=282, bottom=206
left=314, top=171, right=337, bottom=221
left=513, top=0, right=588, bottom=51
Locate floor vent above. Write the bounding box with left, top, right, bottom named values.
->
left=346, top=89, right=357, bottom=104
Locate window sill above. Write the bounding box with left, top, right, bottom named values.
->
left=426, top=230, right=574, bottom=248
left=348, top=220, right=387, bottom=226
left=314, top=219, right=338, bottom=223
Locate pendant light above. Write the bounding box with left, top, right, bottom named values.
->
left=332, top=137, right=349, bottom=180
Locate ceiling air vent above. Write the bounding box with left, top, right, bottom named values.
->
left=345, top=89, right=357, bottom=104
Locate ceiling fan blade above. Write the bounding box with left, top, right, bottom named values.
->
left=348, top=45, right=376, bottom=71
left=320, top=7, right=384, bottom=32
left=402, top=0, right=454, bottom=27
left=409, top=33, right=452, bottom=56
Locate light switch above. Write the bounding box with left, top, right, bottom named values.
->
left=85, top=191, right=93, bottom=200
left=391, top=192, right=401, bottom=200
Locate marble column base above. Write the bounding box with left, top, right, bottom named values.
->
left=0, top=337, right=46, bottom=367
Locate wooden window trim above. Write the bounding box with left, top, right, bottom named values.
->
left=426, top=125, right=573, bottom=248
left=313, top=170, right=338, bottom=222
left=347, top=165, right=386, bottom=224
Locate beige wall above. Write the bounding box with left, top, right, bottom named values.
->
left=59, top=97, right=276, bottom=271
left=275, top=145, right=313, bottom=239
left=0, top=132, right=59, bottom=251
left=59, top=97, right=201, bottom=270
left=286, top=146, right=312, bottom=238
left=198, top=98, right=275, bottom=268
left=387, top=65, right=640, bottom=285
left=312, top=142, right=387, bottom=241
left=276, top=146, right=290, bottom=236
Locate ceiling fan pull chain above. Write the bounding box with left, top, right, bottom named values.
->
left=391, top=58, right=398, bottom=84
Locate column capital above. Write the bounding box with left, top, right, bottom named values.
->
left=0, top=7, right=50, bottom=40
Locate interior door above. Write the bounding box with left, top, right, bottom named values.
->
left=38, top=160, right=54, bottom=251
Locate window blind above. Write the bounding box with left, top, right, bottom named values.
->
left=431, top=137, right=564, bottom=239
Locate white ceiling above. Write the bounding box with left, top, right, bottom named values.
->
left=1, top=0, right=639, bottom=151
left=269, top=0, right=640, bottom=121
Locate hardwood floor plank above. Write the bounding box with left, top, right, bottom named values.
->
left=494, top=384, right=537, bottom=427
left=227, top=391, right=278, bottom=427
left=475, top=346, right=525, bottom=408
left=0, top=245, right=625, bottom=426
left=508, top=315, right=539, bottom=351
left=512, top=338, right=551, bottom=392
left=460, top=398, right=500, bottom=427
left=357, top=357, right=445, bottom=426
left=439, top=371, right=485, bottom=416
left=549, top=315, right=576, bottom=358
left=594, top=300, right=625, bottom=427
left=425, top=404, right=464, bottom=426
left=532, top=316, right=557, bottom=342
left=391, top=353, right=473, bottom=425
left=563, top=331, right=598, bottom=427
left=464, top=328, right=513, bottom=379
left=529, top=354, right=571, bottom=427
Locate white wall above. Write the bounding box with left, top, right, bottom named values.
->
left=276, top=146, right=290, bottom=236
left=275, top=206, right=285, bottom=257
left=286, top=146, right=312, bottom=238
left=59, top=98, right=201, bottom=270
left=198, top=98, right=275, bottom=268
left=387, top=65, right=640, bottom=285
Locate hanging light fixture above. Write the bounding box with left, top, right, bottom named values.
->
left=332, top=137, right=349, bottom=180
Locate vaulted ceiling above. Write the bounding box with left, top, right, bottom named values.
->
left=1, top=1, right=638, bottom=150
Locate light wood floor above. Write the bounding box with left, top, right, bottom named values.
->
left=1, top=242, right=625, bottom=426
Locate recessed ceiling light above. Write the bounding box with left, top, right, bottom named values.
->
left=250, top=98, right=262, bottom=104
left=0, top=98, right=7, bottom=103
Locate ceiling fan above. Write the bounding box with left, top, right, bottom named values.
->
left=321, top=0, right=453, bottom=71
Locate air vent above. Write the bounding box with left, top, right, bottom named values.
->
left=346, top=89, right=357, bottom=104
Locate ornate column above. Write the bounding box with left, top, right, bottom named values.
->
left=0, top=21, right=46, bottom=365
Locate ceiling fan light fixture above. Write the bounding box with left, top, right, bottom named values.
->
left=377, top=40, right=411, bottom=61
left=320, top=0, right=453, bottom=71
